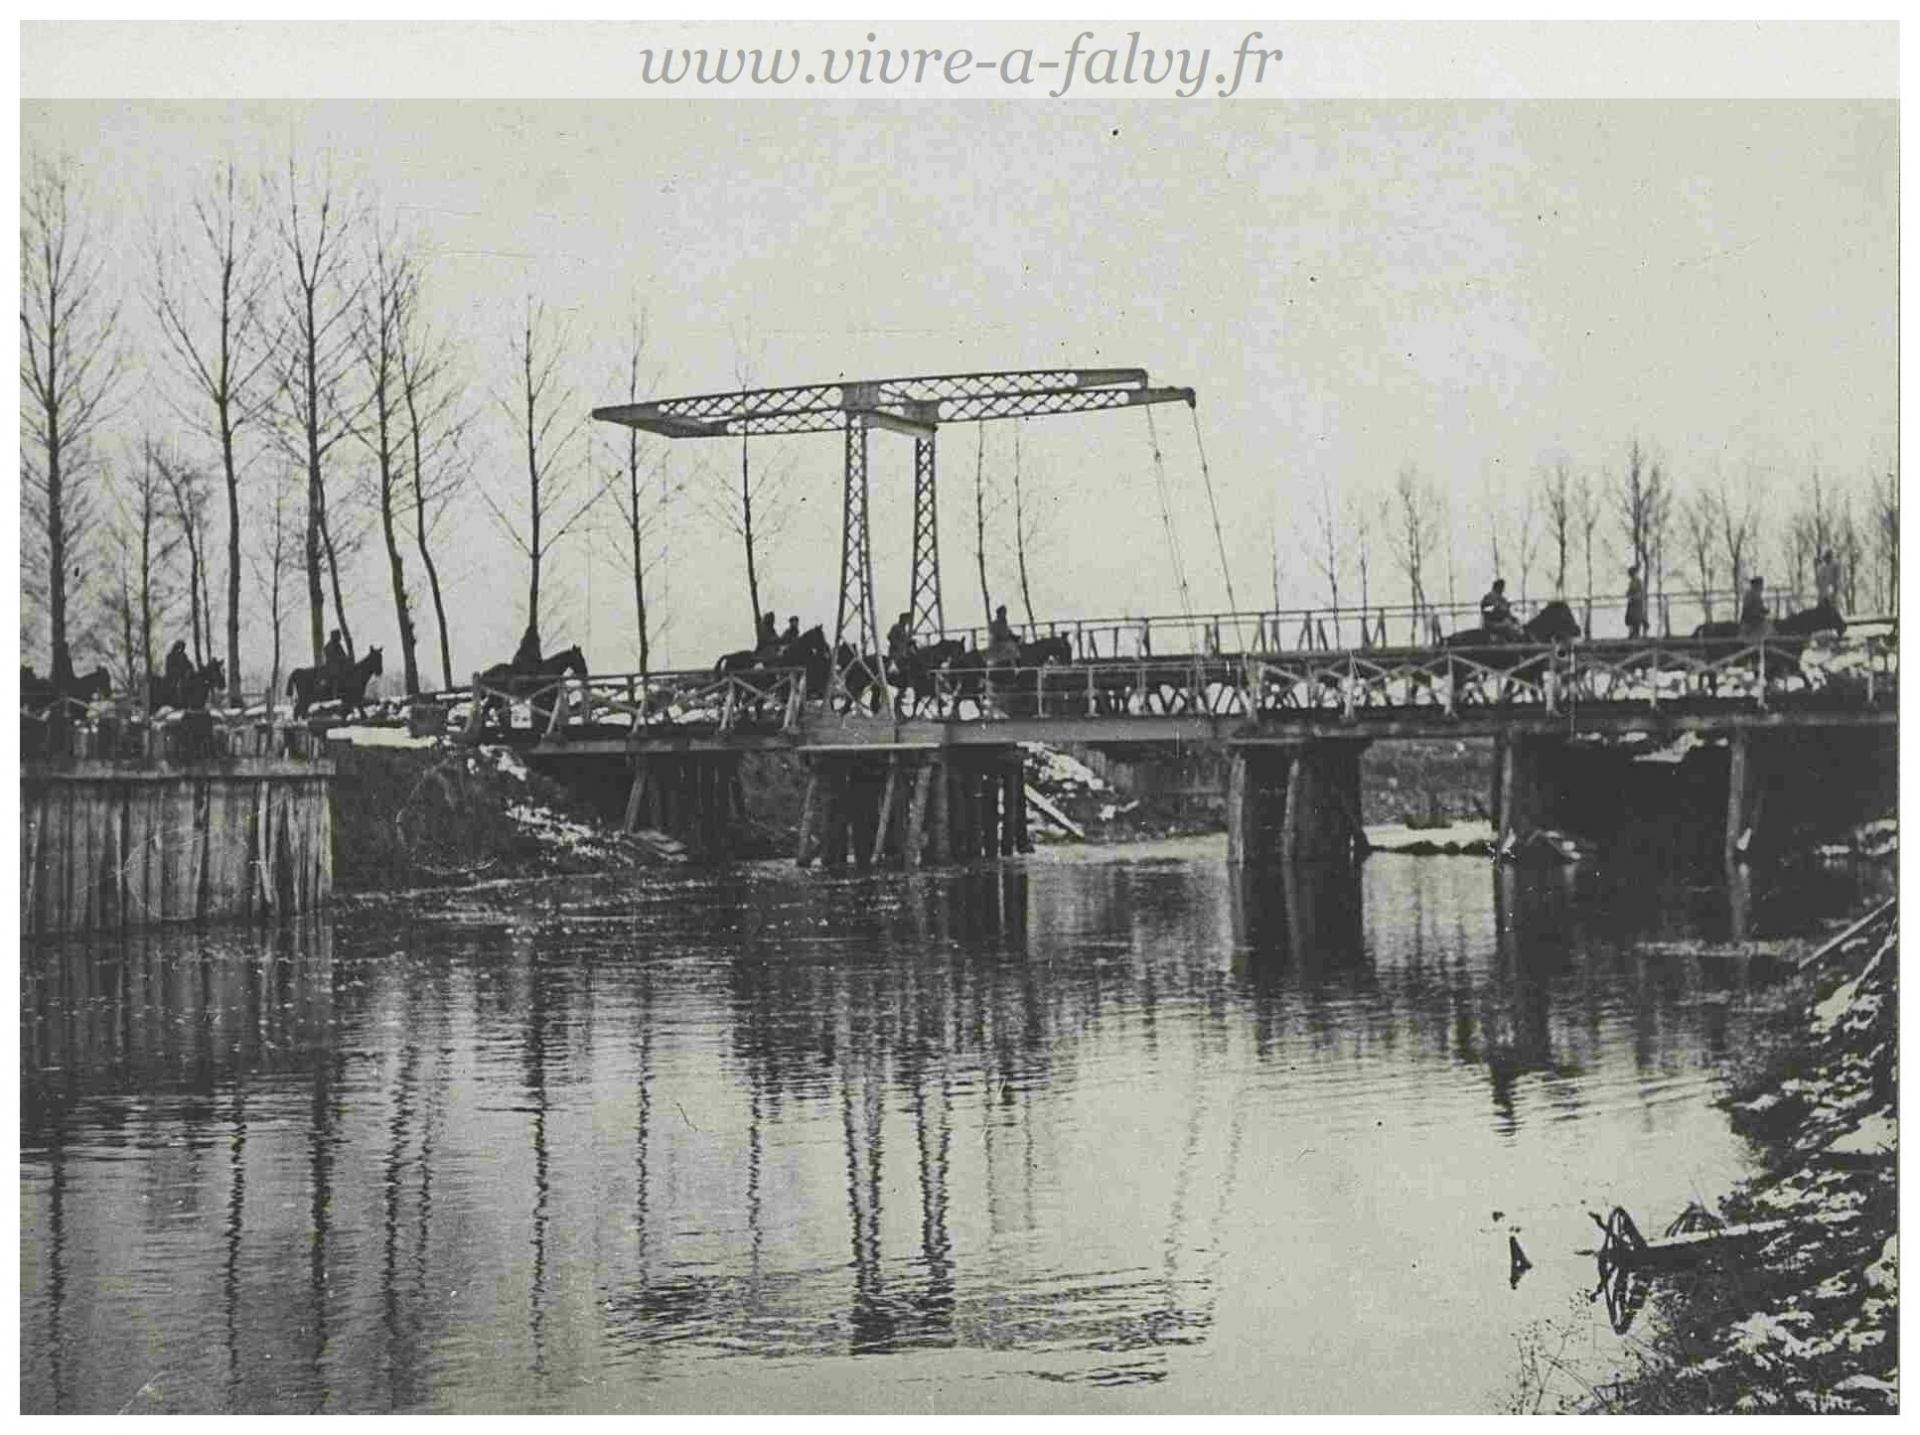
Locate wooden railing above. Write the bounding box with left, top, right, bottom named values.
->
left=458, top=666, right=808, bottom=741
left=936, top=586, right=1848, bottom=661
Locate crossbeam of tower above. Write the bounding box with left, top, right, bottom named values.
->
left=592, top=367, right=1198, bottom=706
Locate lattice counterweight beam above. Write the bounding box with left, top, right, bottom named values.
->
left=592, top=368, right=1192, bottom=439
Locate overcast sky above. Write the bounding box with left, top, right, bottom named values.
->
left=22, top=98, right=1896, bottom=680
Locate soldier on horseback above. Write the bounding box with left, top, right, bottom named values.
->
left=784, top=615, right=801, bottom=647
left=756, top=611, right=779, bottom=654
left=1479, top=579, right=1522, bottom=641
left=887, top=611, right=913, bottom=667
left=1739, top=577, right=1770, bottom=636
left=324, top=629, right=351, bottom=689
left=164, top=639, right=194, bottom=697
left=987, top=604, right=1019, bottom=664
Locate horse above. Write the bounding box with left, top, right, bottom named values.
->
left=1434, top=602, right=1582, bottom=705
left=474, top=645, right=587, bottom=732
left=1687, top=602, right=1838, bottom=696
left=890, top=637, right=969, bottom=716
left=288, top=647, right=384, bottom=720
left=149, top=657, right=224, bottom=712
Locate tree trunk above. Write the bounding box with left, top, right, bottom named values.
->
left=319, top=500, right=354, bottom=657
left=378, top=451, right=420, bottom=695
left=46, top=414, right=65, bottom=672
left=524, top=363, right=542, bottom=637
left=1012, top=430, right=1036, bottom=629
left=222, top=412, right=242, bottom=704
left=973, top=425, right=991, bottom=624
left=740, top=434, right=760, bottom=635
left=404, top=399, right=454, bottom=690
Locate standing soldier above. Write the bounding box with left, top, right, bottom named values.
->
left=1624, top=565, right=1647, bottom=639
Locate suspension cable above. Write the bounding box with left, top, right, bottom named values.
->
left=1145, top=405, right=1196, bottom=629
left=1188, top=408, right=1239, bottom=614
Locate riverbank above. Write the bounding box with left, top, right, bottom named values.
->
left=1581, top=899, right=1898, bottom=1414
left=327, top=737, right=683, bottom=892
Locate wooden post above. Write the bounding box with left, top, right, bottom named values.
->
left=795, top=767, right=820, bottom=866
left=871, top=758, right=901, bottom=868
left=928, top=756, right=952, bottom=864
left=904, top=760, right=932, bottom=870
left=623, top=763, right=649, bottom=834
left=1227, top=749, right=1249, bottom=867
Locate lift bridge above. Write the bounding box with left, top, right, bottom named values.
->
left=492, top=364, right=1891, bottom=875
left=593, top=365, right=1201, bottom=686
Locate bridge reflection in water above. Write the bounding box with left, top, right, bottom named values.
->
left=18, top=850, right=1886, bottom=1413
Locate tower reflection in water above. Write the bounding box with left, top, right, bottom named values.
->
left=20, top=845, right=1874, bottom=1413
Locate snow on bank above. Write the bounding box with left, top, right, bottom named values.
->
left=1365, top=819, right=1494, bottom=853
left=1022, top=743, right=1106, bottom=792
left=327, top=724, right=438, bottom=749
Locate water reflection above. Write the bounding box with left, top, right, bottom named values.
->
left=19, top=849, right=1887, bottom=1413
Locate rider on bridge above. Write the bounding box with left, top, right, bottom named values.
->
left=887, top=611, right=913, bottom=669
left=987, top=604, right=1019, bottom=664
left=783, top=615, right=801, bottom=646
left=756, top=611, right=779, bottom=653
left=165, top=639, right=194, bottom=692
left=1740, top=577, right=1770, bottom=636
left=1480, top=580, right=1523, bottom=641
left=323, top=630, right=350, bottom=684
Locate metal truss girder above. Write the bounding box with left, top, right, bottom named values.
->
left=590, top=367, right=1184, bottom=440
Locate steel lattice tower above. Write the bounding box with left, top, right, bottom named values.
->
left=593, top=368, right=1197, bottom=706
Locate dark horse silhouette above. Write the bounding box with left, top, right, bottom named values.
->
left=889, top=637, right=969, bottom=716
left=289, top=648, right=384, bottom=720
left=1441, top=600, right=1582, bottom=653
left=941, top=635, right=1075, bottom=715
left=475, top=645, right=588, bottom=732
left=1689, top=601, right=1843, bottom=694
left=1432, top=602, right=1582, bottom=704
left=23, top=662, right=113, bottom=712
left=150, top=657, right=226, bottom=712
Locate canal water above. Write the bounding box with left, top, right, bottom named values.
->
left=18, top=840, right=1886, bottom=1413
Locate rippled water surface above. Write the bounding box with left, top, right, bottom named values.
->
left=19, top=841, right=1884, bottom=1413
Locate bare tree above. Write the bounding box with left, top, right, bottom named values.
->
left=1614, top=439, right=1661, bottom=578
left=485, top=298, right=610, bottom=640
left=1342, top=479, right=1377, bottom=634
left=153, top=159, right=275, bottom=702
left=21, top=154, right=125, bottom=677
left=971, top=421, right=1003, bottom=625
left=156, top=451, right=215, bottom=665
left=250, top=466, right=301, bottom=717
left=105, top=438, right=183, bottom=699
left=693, top=342, right=796, bottom=638
left=1869, top=465, right=1897, bottom=613
left=393, top=258, right=467, bottom=689
left=1714, top=466, right=1764, bottom=605
left=603, top=310, right=676, bottom=673
left=350, top=220, right=422, bottom=694
left=1010, top=422, right=1041, bottom=628
left=1540, top=462, right=1575, bottom=597
left=1387, top=464, right=1442, bottom=636
left=269, top=152, right=363, bottom=664
left=1513, top=488, right=1542, bottom=604
left=1680, top=483, right=1720, bottom=617
left=1304, top=472, right=1344, bottom=614
left=1574, top=465, right=1603, bottom=604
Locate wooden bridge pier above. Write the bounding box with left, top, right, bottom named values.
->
left=796, top=747, right=1030, bottom=871
left=619, top=751, right=748, bottom=857
left=1226, top=739, right=1369, bottom=867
